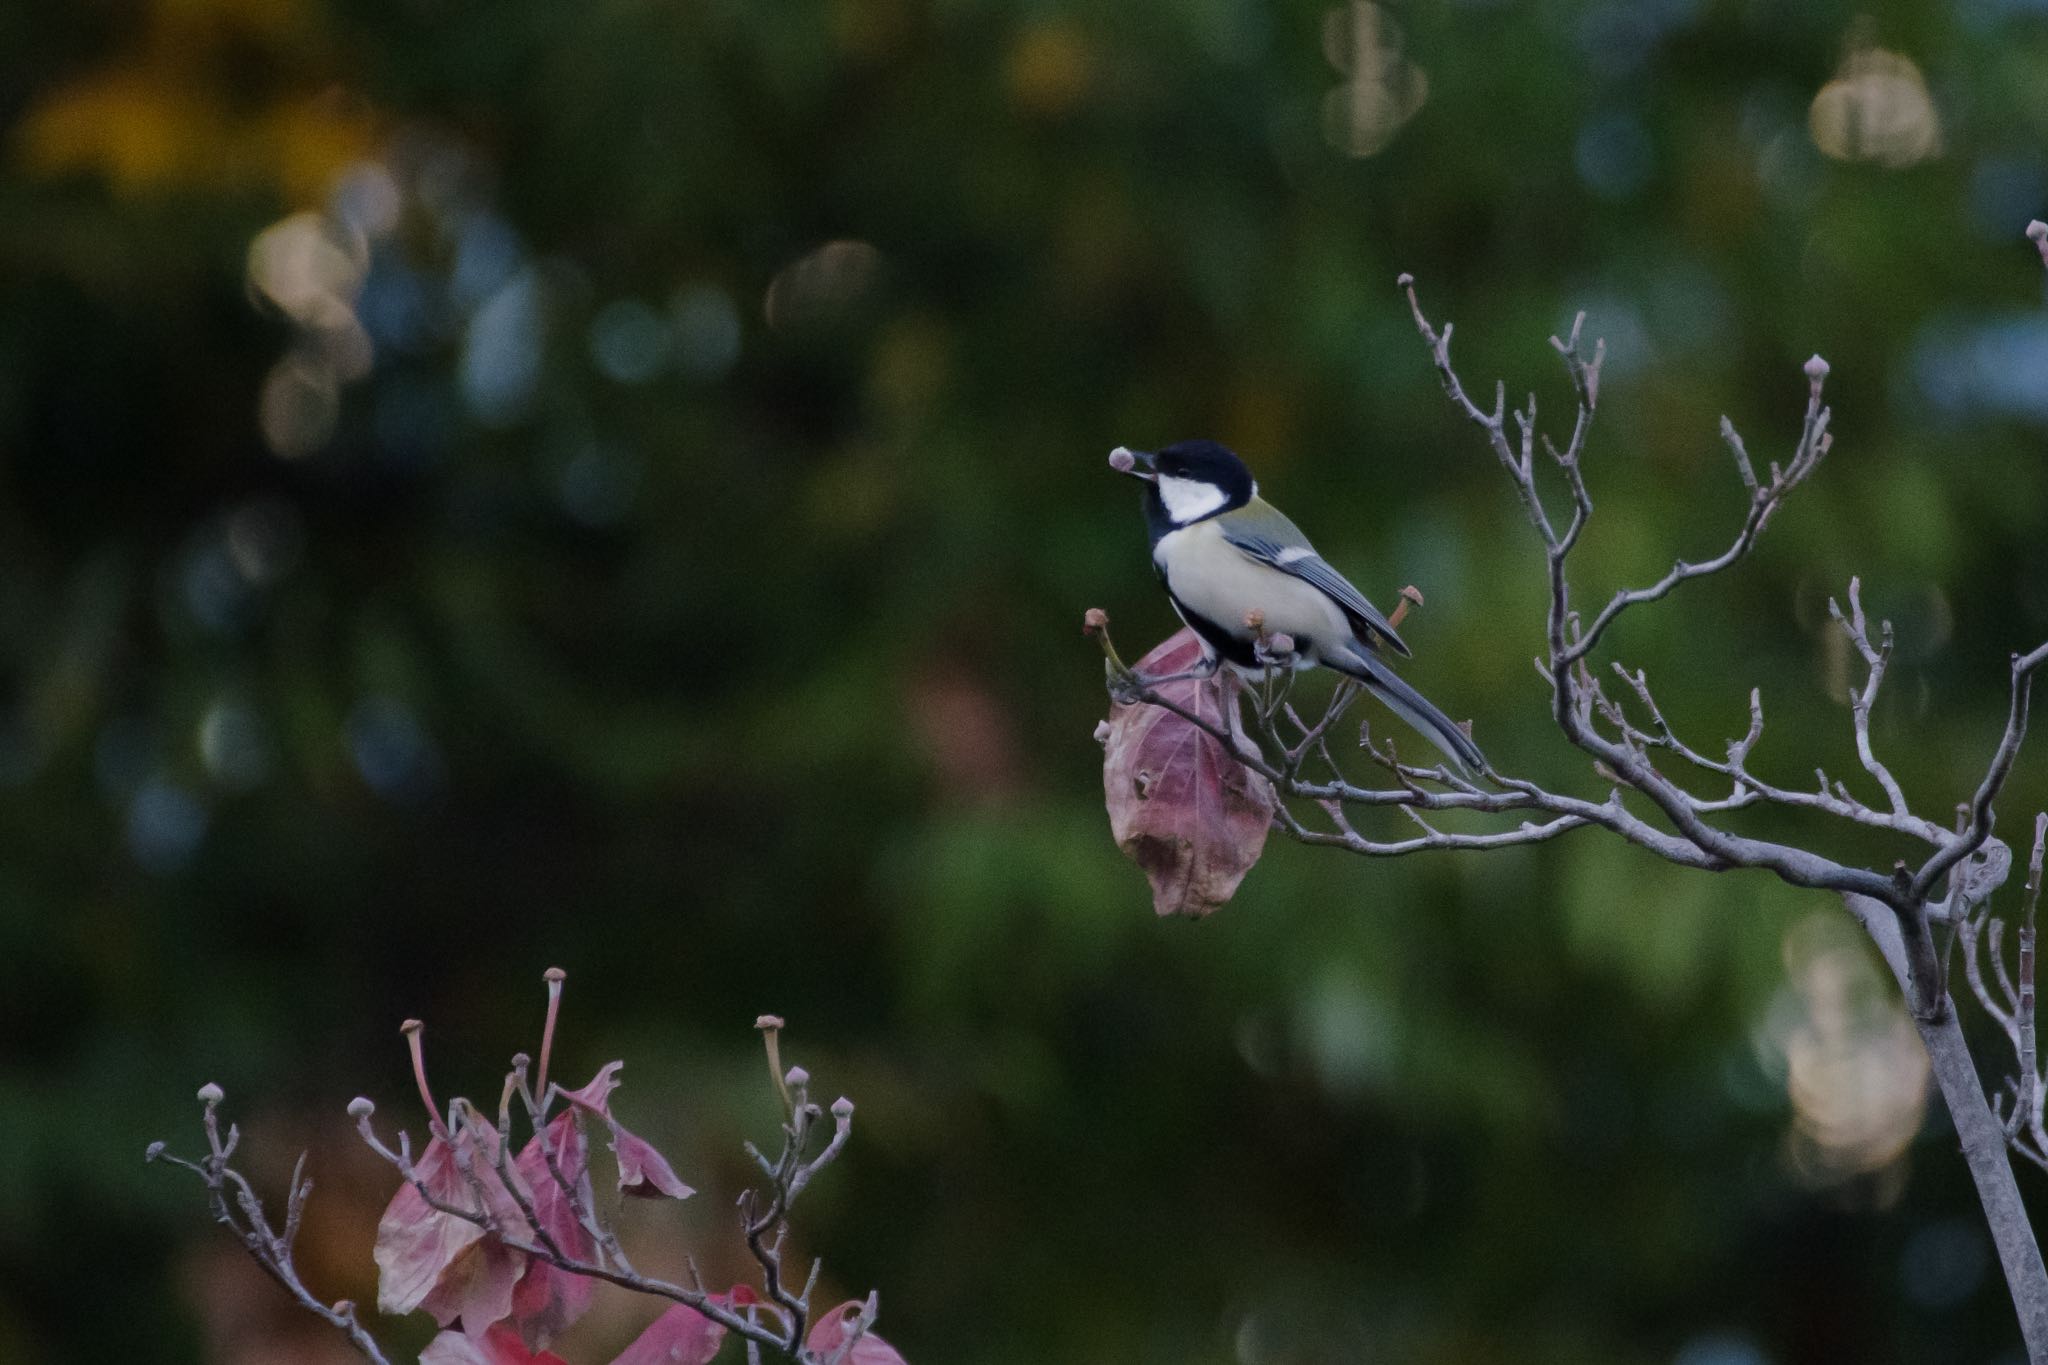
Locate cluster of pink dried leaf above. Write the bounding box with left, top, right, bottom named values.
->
left=150, top=972, right=905, bottom=1365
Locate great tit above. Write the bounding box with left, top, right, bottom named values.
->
left=1110, top=439, right=1485, bottom=774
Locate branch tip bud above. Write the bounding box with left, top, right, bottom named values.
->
left=1395, top=272, right=1414, bottom=288
left=543, top=966, right=566, bottom=984
left=1083, top=607, right=1108, bottom=636
left=831, top=1096, right=854, bottom=1118
left=1387, top=583, right=1425, bottom=629
left=197, top=1082, right=224, bottom=1105
left=145, top=1140, right=167, bottom=1162
left=347, top=1096, right=376, bottom=1119
left=2029, top=220, right=2048, bottom=243
left=784, top=1065, right=810, bottom=1088
left=400, top=1018, right=423, bottom=1036
left=755, top=1014, right=785, bottom=1031
left=1803, top=354, right=1830, bottom=380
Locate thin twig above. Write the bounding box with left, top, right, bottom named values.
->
left=1912, top=642, right=2048, bottom=902
left=149, top=1091, right=392, bottom=1365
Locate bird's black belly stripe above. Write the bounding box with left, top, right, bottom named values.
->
left=1169, top=598, right=1264, bottom=668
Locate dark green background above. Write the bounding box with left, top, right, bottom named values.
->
left=4, top=0, right=2048, bottom=1360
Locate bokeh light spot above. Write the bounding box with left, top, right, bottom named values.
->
left=1320, top=2, right=1429, bottom=158
left=764, top=241, right=882, bottom=332
left=1576, top=110, right=1655, bottom=200
left=461, top=268, right=546, bottom=425
left=346, top=695, right=444, bottom=803
left=225, top=497, right=306, bottom=587
left=330, top=160, right=403, bottom=238
left=1674, top=1331, right=1772, bottom=1365
left=1810, top=39, right=1942, bottom=169
left=558, top=444, right=642, bottom=527
left=126, top=777, right=208, bottom=874
left=588, top=299, right=673, bottom=384
left=257, top=355, right=340, bottom=459
left=671, top=284, right=743, bottom=380
left=1757, top=913, right=1929, bottom=1183
left=1005, top=21, right=1092, bottom=118
left=1900, top=1218, right=1989, bottom=1310
left=247, top=212, right=368, bottom=324
left=198, top=700, right=273, bottom=791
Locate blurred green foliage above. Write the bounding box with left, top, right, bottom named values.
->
left=3, top=0, right=2048, bottom=1361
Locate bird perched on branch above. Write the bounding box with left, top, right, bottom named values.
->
left=1109, top=439, right=1484, bottom=773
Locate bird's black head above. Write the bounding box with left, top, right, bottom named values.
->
left=1110, top=439, right=1255, bottom=528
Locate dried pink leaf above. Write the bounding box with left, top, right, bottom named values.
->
left=374, top=1135, right=488, bottom=1316
left=1101, top=629, right=1276, bottom=917
left=609, top=1289, right=755, bottom=1365
left=506, top=1105, right=599, bottom=1347
left=807, top=1301, right=908, bottom=1363
left=558, top=1061, right=694, bottom=1201
left=420, top=1323, right=568, bottom=1365
left=560, top=1060, right=624, bottom=1114
left=422, top=1238, right=526, bottom=1341
left=376, top=1121, right=536, bottom=1331
left=610, top=1119, right=694, bottom=1200
left=418, top=1125, right=533, bottom=1336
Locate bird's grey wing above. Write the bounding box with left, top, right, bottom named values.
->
left=1221, top=524, right=1413, bottom=657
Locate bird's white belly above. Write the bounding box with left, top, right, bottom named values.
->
left=1153, top=520, right=1352, bottom=645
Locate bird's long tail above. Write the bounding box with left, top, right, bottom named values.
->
left=1327, top=646, right=1485, bottom=775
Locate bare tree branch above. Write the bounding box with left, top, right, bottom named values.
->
left=148, top=1087, right=391, bottom=1365
left=1829, top=578, right=1913, bottom=817
left=1564, top=356, right=1831, bottom=665
left=1913, top=642, right=2048, bottom=902
left=1963, top=814, right=2048, bottom=1166
left=1094, top=225, right=2048, bottom=1357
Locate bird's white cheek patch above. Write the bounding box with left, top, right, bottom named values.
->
left=1157, top=476, right=1228, bottom=524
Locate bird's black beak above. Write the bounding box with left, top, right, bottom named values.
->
left=1108, top=446, right=1156, bottom=482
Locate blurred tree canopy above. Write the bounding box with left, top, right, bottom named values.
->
left=3, top=0, right=2048, bottom=1361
